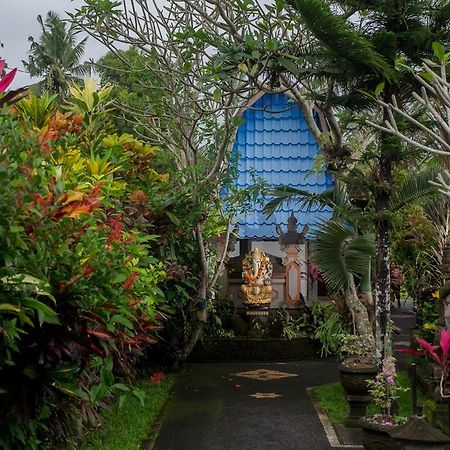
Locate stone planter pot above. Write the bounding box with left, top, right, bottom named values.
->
left=389, top=415, right=450, bottom=450
left=359, top=417, right=400, bottom=450
left=339, top=362, right=378, bottom=427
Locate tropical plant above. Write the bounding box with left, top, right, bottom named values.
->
left=311, top=221, right=375, bottom=356
left=417, top=329, right=450, bottom=398
left=14, top=93, right=58, bottom=129
left=266, top=164, right=442, bottom=360
left=0, top=60, right=28, bottom=107
left=0, top=94, right=165, bottom=448
left=70, top=0, right=279, bottom=360
left=310, top=301, right=350, bottom=356
left=181, top=0, right=450, bottom=361
left=23, top=11, right=90, bottom=96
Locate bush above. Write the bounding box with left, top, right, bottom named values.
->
left=0, top=109, right=165, bottom=448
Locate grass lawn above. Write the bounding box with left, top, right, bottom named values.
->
left=312, top=372, right=423, bottom=424
left=80, top=374, right=176, bottom=450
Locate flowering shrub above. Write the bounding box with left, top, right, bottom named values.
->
left=0, top=101, right=165, bottom=448
left=367, top=357, right=407, bottom=422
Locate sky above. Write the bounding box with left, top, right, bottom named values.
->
left=2, top=0, right=107, bottom=88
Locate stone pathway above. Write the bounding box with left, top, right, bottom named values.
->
left=153, top=360, right=352, bottom=450
left=152, top=304, right=416, bottom=450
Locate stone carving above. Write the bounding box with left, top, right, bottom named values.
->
left=241, top=248, right=273, bottom=306
left=275, top=213, right=309, bottom=247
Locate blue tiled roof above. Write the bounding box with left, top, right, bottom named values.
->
left=234, top=92, right=333, bottom=239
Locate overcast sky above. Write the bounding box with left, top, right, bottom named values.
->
left=2, top=0, right=107, bottom=88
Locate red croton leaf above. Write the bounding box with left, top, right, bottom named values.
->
left=87, top=329, right=115, bottom=341
left=123, top=271, right=139, bottom=291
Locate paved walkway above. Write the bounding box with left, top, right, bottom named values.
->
left=154, top=359, right=343, bottom=450
left=153, top=304, right=416, bottom=450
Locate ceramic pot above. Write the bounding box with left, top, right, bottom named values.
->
left=339, top=362, right=378, bottom=427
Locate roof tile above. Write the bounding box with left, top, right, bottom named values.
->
left=233, top=93, right=333, bottom=239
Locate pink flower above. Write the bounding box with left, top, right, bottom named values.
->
left=0, top=60, right=17, bottom=93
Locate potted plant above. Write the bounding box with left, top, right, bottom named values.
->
left=337, top=334, right=378, bottom=427
left=359, top=356, right=406, bottom=450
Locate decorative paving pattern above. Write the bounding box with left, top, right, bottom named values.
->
left=249, top=392, right=283, bottom=399
left=232, top=368, right=298, bottom=381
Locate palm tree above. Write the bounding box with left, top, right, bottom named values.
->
left=23, top=11, right=90, bottom=97
left=286, top=0, right=450, bottom=359
left=265, top=168, right=441, bottom=357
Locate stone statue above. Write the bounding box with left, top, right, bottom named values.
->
left=241, top=248, right=273, bottom=306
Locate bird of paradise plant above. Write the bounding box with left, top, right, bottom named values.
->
left=417, top=329, right=450, bottom=397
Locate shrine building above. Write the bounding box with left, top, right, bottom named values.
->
left=221, top=92, right=333, bottom=310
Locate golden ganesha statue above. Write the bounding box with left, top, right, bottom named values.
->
left=241, top=248, right=273, bottom=306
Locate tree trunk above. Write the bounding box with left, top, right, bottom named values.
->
left=374, top=128, right=393, bottom=361
left=347, top=274, right=375, bottom=352
left=180, top=224, right=209, bottom=361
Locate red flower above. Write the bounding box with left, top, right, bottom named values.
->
left=149, top=371, right=165, bottom=384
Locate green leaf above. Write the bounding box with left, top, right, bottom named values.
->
left=113, top=273, right=127, bottom=284
left=266, top=39, right=279, bottom=52
left=112, top=383, right=130, bottom=392
left=111, top=314, right=134, bottom=329
left=213, top=88, right=221, bottom=103
left=374, top=82, right=385, bottom=96
left=432, top=42, right=446, bottom=61
left=275, top=0, right=285, bottom=13
left=237, top=62, right=249, bottom=73
left=132, top=389, right=146, bottom=407
left=0, top=303, right=21, bottom=313
left=9, top=225, right=25, bottom=233
left=419, top=71, right=434, bottom=82
left=279, top=57, right=301, bottom=75
left=389, top=167, right=439, bottom=210
left=166, top=211, right=181, bottom=226
left=311, top=221, right=374, bottom=292
left=21, top=298, right=59, bottom=326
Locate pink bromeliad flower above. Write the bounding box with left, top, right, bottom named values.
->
left=0, top=60, right=17, bottom=93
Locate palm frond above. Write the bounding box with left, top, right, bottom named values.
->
left=290, top=0, right=396, bottom=81
left=264, top=179, right=348, bottom=218
left=389, top=167, right=440, bottom=211
left=264, top=186, right=320, bottom=217
left=311, top=221, right=374, bottom=292
left=345, top=234, right=375, bottom=276
left=311, top=221, right=351, bottom=291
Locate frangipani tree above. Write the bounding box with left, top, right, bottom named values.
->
left=367, top=42, right=450, bottom=195
left=70, top=0, right=269, bottom=358
left=366, top=42, right=450, bottom=323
